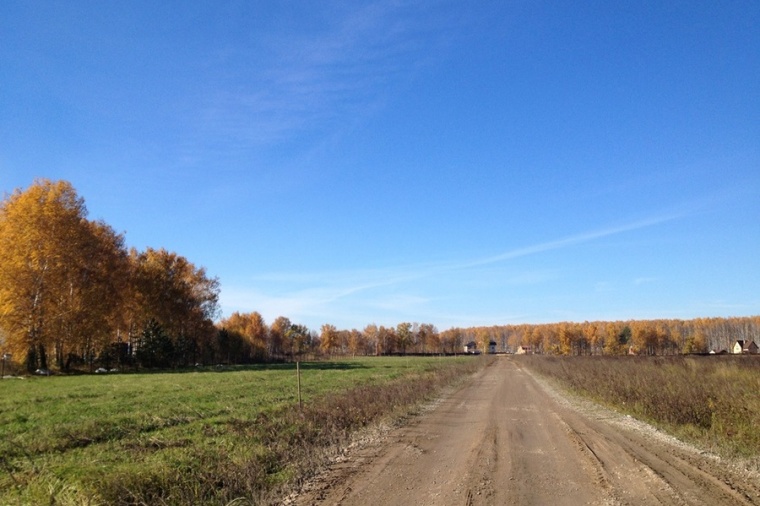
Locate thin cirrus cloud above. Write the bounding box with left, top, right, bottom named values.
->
left=221, top=212, right=687, bottom=328
left=458, top=212, right=687, bottom=270
left=193, top=3, right=444, bottom=153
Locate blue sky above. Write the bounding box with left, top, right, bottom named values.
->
left=2, top=1, right=759, bottom=331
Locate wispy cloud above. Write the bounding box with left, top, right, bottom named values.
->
left=457, top=213, right=686, bottom=269
left=193, top=2, right=448, bottom=155
left=221, top=212, right=688, bottom=328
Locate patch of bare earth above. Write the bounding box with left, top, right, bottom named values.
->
left=285, top=357, right=760, bottom=506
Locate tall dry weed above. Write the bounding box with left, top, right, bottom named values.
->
left=523, top=355, right=760, bottom=457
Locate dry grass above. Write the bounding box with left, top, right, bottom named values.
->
left=521, top=355, right=760, bottom=458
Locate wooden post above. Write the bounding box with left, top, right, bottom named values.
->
left=0, top=354, right=9, bottom=379
left=297, top=361, right=302, bottom=409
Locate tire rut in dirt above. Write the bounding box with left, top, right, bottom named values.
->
left=288, top=358, right=760, bottom=506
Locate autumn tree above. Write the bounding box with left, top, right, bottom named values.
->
left=630, top=322, right=657, bottom=355
left=603, top=322, right=623, bottom=355
left=247, top=312, right=269, bottom=360
left=0, top=179, right=225, bottom=371
left=396, top=322, right=412, bottom=355
left=0, top=180, right=130, bottom=371
left=348, top=329, right=365, bottom=356
left=377, top=326, right=397, bottom=355
left=417, top=323, right=439, bottom=354
left=129, top=248, right=220, bottom=364
left=320, top=323, right=339, bottom=356
left=683, top=331, right=708, bottom=354
left=475, top=327, right=493, bottom=353
left=557, top=324, right=574, bottom=355
left=52, top=219, right=130, bottom=371
left=285, top=323, right=310, bottom=358
left=219, top=312, right=269, bottom=361
left=363, top=324, right=379, bottom=355
left=582, top=322, right=599, bottom=355
left=269, top=316, right=291, bottom=359
left=337, top=329, right=350, bottom=354
left=440, top=328, right=463, bottom=354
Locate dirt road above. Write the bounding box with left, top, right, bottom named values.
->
left=290, top=357, right=760, bottom=506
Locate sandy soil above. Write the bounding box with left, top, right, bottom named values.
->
left=287, top=356, right=760, bottom=506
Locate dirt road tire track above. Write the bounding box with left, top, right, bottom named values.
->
left=288, top=357, right=760, bottom=506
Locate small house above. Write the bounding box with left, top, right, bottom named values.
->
left=464, top=341, right=477, bottom=354
left=488, top=340, right=497, bottom=354
left=516, top=345, right=532, bottom=355
left=733, top=340, right=759, bottom=354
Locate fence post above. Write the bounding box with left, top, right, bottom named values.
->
left=297, top=361, right=302, bottom=409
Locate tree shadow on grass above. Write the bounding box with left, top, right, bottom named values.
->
left=121, top=360, right=370, bottom=375
left=215, top=361, right=369, bottom=372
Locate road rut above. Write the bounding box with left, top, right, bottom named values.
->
left=290, top=357, right=760, bottom=506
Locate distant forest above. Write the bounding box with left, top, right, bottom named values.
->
left=218, top=314, right=760, bottom=359
left=1, top=180, right=757, bottom=373
left=448, top=317, right=760, bottom=356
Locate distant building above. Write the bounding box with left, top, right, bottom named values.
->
left=488, top=340, right=497, bottom=354
left=516, top=345, right=532, bottom=355
left=464, top=341, right=477, bottom=354
left=733, top=340, right=758, bottom=354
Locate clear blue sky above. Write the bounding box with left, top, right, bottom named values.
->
left=2, top=1, right=759, bottom=331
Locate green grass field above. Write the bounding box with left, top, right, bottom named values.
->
left=0, top=356, right=482, bottom=505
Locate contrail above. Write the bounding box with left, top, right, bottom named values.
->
left=237, top=212, right=688, bottom=311
left=455, top=213, right=686, bottom=270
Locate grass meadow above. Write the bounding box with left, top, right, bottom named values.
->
left=0, top=356, right=483, bottom=505
left=522, top=355, right=760, bottom=462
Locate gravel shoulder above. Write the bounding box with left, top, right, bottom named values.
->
left=287, top=357, right=760, bottom=506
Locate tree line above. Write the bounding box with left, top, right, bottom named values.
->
left=216, top=315, right=760, bottom=360
left=445, top=316, right=760, bottom=356
left=2, top=180, right=758, bottom=373
left=0, top=180, right=220, bottom=372
left=216, top=314, right=449, bottom=361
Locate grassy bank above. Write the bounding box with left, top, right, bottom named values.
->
left=521, top=355, right=760, bottom=459
left=0, top=356, right=484, bottom=505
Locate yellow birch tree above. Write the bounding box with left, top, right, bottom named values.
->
left=0, top=179, right=116, bottom=371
